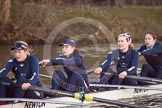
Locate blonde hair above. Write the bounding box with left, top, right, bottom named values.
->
left=11, top=41, right=31, bottom=56
left=129, top=43, right=134, bottom=49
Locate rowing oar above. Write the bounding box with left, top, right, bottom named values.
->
left=102, top=72, right=162, bottom=83
left=40, top=74, right=52, bottom=79
left=40, top=68, right=97, bottom=78
left=87, top=62, right=117, bottom=75
left=21, top=86, right=149, bottom=108
left=89, top=84, right=162, bottom=91
left=88, top=67, right=142, bottom=75
left=1, top=82, right=148, bottom=108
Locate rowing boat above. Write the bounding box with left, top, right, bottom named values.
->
left=1, top=84, right=162, bottom=108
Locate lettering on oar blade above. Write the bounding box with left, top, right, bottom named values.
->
left=133, top=88, right=148, bottom=93
left=24, top=102, right=45, bottom=108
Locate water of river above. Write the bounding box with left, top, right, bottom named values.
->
left=0, top=44, right=162, bottom=108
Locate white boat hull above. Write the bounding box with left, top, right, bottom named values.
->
left=90, top=84, right=162, bottom=100
left=1, top=84, right=162, bottom=108
left=0, top=97, right=84, bottom=108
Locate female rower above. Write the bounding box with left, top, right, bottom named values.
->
left=39, top=39, right=89, bottom=92
left=95, top=33, right=139, bottom=85
left=0, top=41, right=43, bottom=99
left=138, top=32, right=162, bottom=84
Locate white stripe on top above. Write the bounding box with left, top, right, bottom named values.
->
left=55, top=58, right=66, bottom=60
left=101, top=60, right=107, bottom=65
left=0, top=68, right=6, bottom=74
left=30, top=72, right=36, bottom=80
left=128, top=66, right=135, bottom=71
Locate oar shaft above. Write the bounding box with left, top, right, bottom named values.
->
left=127, top=75, right=162, bottom=83
left=28, top=86, right=74, bottom=97
left=88, top=62, right=115, bottom=75
left=40, top=74, right=52, bottom=79
left=93, top=97, right=147, bottom=108
left=89, top=84, right=162, bottom=91
left=0, top=81, right=74, bottom=97
left=80, top=94, right=148, bottom=108
left=103, top=72, right=162, bottom=83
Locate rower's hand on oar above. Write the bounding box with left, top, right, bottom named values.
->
left=22, top=83, right=31, bottom=90
left=39, top=59, right=50, bottom=67
left=94, top=67, right=102, bottom=75
left=119, top=71, right=127, bottom=79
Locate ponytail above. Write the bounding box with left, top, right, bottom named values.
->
left=129, top=43, right=134, bottom=50
left=74, top=48, right=82, bottom=58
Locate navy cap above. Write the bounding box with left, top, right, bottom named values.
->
left=11, top=41, right=29, bottom=50
left=59, top=39, right=76, bottom=46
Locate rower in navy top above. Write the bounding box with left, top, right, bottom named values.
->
left=138, top=32, right=162, bottom=84
left=95, top=33, right=139, bottom=85
left=0, top=41, right=43, bottom=99
left=39, top=39, right=89, bottom=92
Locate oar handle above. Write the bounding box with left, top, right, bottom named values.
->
left=0, top=81, right=74, bottom=97
left=88, top=62, right=115, bottom=75
left=103, top=72, right=162, bottom=83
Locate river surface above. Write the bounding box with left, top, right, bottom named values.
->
left=0, top=44, right=162, bottom=108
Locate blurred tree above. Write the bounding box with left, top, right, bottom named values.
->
left=110, top=0, right=115, bottom=6
left=115, top=0, right=125, bottom=8
left=17, top=0, right=162, bottom=6
left=0, top=0, right=11, bottom=24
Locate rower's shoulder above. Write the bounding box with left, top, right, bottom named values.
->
left=27, top=55, right=39, bottom=62
left=129, top=49, right=138, bottom=54
left=154, top=42, right=162, bottom=47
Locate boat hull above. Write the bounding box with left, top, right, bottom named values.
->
left=1, top=84, right=162, bottom=108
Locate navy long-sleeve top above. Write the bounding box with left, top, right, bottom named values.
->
left=137, top=42, right=162, bottom=69
left=0, top=55, right=40, bottom=85
left=49, top=53, right=89, bottom=85
left=100, top=49, right=139, bottom=75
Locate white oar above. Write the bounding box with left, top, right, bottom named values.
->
left=40, top=74, right=52, bottom=79
left=0, top=98, right=82, bottom=105
left=90, top=84, right=162, bottom=91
